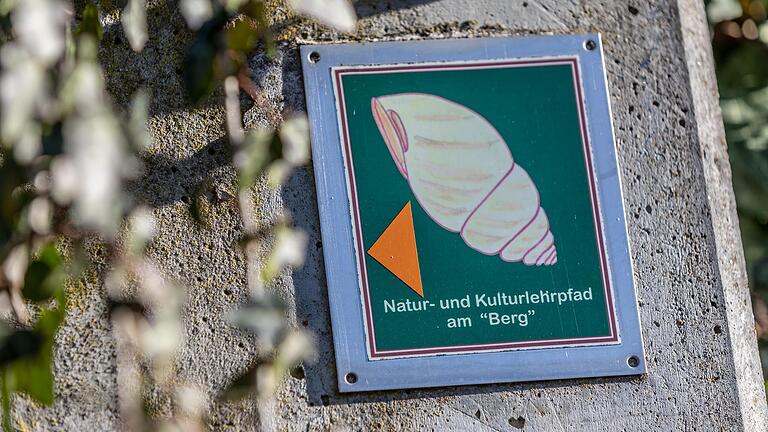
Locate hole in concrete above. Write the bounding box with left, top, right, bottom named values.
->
left=290, top=365, right=305, bottom=380
left=459, top=21, right=474, bottom=31
left=508, top=416, right=525, bottom=429
left=627, top=355, right=640, bottom=368
left=301, top=320, right=309, bottom=327
left=181, top=196, right=190, bottom=204
left=522, top=2, right=528, bottom=7
left=679, top=118, right=686, bottom=127
left=345, top=372, right=358, bottom=384
left=308, top=51, right=321, bottom=64
left=474, top=409, right=481, bottom=419
left=208, top=147, right=216, bottom=155
left=320, top=394, right=330, bottom=406
left=714, top=325, right=722, bottom=334
left=584, top=39, right=597, bottom=51
left=171, top=166, right=179, bottom=173
left=628, top=5, right=639, bottom=15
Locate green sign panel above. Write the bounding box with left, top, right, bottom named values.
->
left=334, top=58, right=618, bottom=359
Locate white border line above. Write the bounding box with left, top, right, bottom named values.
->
left=332, top=56, right=620, bottom=360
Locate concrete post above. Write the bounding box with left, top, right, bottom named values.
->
left=16, top=0, right=767, bottom=430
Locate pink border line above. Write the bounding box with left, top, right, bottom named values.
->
left=333, top=57, right=618, bottom=359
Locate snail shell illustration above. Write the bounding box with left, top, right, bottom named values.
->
left=371, top=93, right=557, bottom=266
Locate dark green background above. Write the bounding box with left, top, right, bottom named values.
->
left=341, top=64, right=612, bottom=351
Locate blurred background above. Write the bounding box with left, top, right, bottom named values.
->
left=707, top=0, right=768, bottom=383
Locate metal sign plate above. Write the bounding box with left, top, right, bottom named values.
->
left=301, top=34, right=645, bottom=392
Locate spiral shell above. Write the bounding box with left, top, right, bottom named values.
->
left=371, top=93, right=557, bottom=266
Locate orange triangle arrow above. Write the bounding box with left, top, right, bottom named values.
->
left=367, top=201, right=424, bottom=297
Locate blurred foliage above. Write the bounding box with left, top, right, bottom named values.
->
left=707, top=0, right=768, bottom=376
left=0, top=0, right=354, bottom=430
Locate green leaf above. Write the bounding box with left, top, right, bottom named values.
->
left=273, top=331, right=314, bottom=373
left=287, top=0, right=357, bottom=33
left=240, top=1, right=275, bottom=57
left=180, top=0, right=213, bottom=30
left=0, top=154, right=30, bottom=245
left=0, top=161, right=19, bottom=246
left=226, top=294, right=287, bottom=344
left=221, top=363, right=260, bottom=400
left=121, top=0, right=148, bottom=52
left=183, top=38, right=216, bottom=104
left=76, top=4, right=103, bottom=41
left=7, top=297, right=66, bottom=406
left=279, top=115, right=310, bottom=165
left=125, top=207, right=156, bottom=253
left=0, top=153, right=23, bottom=206
left=260, top=225, right=307, bottom=282
left=266, top=159, right=292, bottom=188
left=183, top=9, right=230, bottom=104
left=22, top=244, right=64, bottom=303
left=41, top=122, right=64, bottom=156
left=226, top=19, right=258, bottom=54
left=129, top=89, right=150, bottom=150
left=221, top=331, right=315, bottom=400
left=706, top=0, right=742, bottom=22
left=8, top=342, right=54, bottom=405
left=716, top=42, right=768, bottom=99
left=0, top=329, right=43, bottom=365
left=234, top=128, right=280, bottom=190
left=36, top=293, right=66, bottom=339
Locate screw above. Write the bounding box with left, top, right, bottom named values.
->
left=308, top=51, right=321, bottom=63
left=627, top=355, right=640, bottom=368
left=345, top=372, right=358, bottom=384
left=584, top=39, right=597, bottom=51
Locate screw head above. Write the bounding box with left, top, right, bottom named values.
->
left=308, top=51, right=321, bottom=63
left=584, top=39, right=597, bottom=51
left=627, top=355, right=640, bottom=368
left=345, top=372, right=358, bottom=384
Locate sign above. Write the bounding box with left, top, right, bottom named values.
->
left=301, top=35, right=645, bottom=392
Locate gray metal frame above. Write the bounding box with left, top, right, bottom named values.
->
left=300, top=34, right=645, bottom=392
